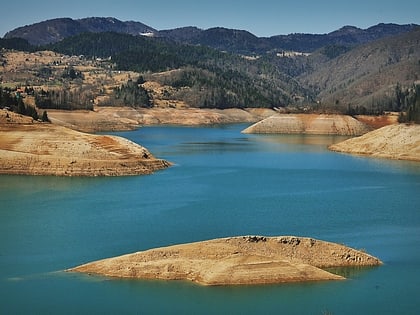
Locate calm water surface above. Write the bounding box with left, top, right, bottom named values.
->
left=1, top=124, right=419, bottom=314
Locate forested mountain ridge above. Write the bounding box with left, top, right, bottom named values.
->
left=4, top=17, right=418, bottom=54
left=161, top=23, right=419, bottom=54
left=1, top=18, right=419, bottom=121
left=43, top=32, right=310, bottom=108
left=4, top=17, right=157, bottom=46
left=300, top=28, right=420, bottom=114
left=266, top=23, right=419, bottom=53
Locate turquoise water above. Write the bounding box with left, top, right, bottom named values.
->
left=1, top=124, right=419, bottom=314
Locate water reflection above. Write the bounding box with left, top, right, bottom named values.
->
left=1, top=124, right=419, bottom=314
left=324, top=266, right=381, bottom=280
left=249, top=133, right=351, bottom=146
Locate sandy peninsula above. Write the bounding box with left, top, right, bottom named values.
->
left=0, top=110, right=171, bottom=176
left=329, top=124, right=420, bottom=161
left=68, top=235, right=382, bottom=286
left=242, top=114, right=372, bottom=136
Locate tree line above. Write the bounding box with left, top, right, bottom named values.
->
left=43, top=32, right=309, bottom=109
left=2, top=32, right=417, bottom=121
left=34, top=87, right=94, bottom=110
left=0, top=86, right=49, bottom=121
left=103, top=77, right=152, bottom=108
left=397, top=83, right=420, bottom=123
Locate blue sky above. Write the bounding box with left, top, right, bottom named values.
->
left=1, top=0, right=419, bottom=37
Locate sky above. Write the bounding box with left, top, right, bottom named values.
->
left=1, top=0, right=419, bottom=38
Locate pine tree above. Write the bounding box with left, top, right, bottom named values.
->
left=41, top=110, right=49, bottom=122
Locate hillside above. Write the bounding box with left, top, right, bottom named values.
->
left=267, top=23, right=418, bottom=53
left=1, top=19, right=419, bottom=119
left=0, top=110, right=171, bottom=176
left=241, top=114, right=372, bottom=136
left=68, top=235, right=382, bottom=286
left=35, top=32, right=311, bottom=109
left=299, top=28, right=420, bottom=113
left=329, top=124, right=420, bottom=161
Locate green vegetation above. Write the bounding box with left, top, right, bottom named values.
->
left=320, top=45, right=352, bottom=59
left=61, top=66, right=83, bottom=80
left=2, top=26, right=419, bottom=120
left=110, top=78, right=151, bottom=108
left=148, top=66, right=293, bottom=108
left=0, top=86, right=39, bottom=120
left=34, top=87, right=93, bottom=110
left=45, top=32, right=310, bottom=109
left=0, top=38, right=34, bottom=51
left=0, top=87, right=18, bottom=108
left=398, top=84, right=420, bottom=123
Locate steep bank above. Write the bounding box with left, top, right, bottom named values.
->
left=329, top=124, right=420, bottom=161
left=242, top=114, right=372, bottom=135
left=48, top=107, right=276, bottom=132
left=68, top=236, right=382, bottom=286
left=0, top=111, right=171, bottom=176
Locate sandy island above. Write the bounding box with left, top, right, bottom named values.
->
left=0, top=110, right=171, bottom=176
left=68, top=235, right=382, bottom=286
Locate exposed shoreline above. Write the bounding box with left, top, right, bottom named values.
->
left=329, top=124, right=420, bottom=162
left=68, top=235, right=382, bottom=286
left=47, top=107, right=276, bottom=132
left=0, top=111, right=171, bottom=176
left=241, top=114, right=373, bottom=136
left=1, top=108, right=417, bottom=179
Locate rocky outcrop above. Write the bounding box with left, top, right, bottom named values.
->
left=68, top=236, right=382, bottom=286
left=0, top=111, right=171, bottom=176
left=242, top=114, right=372, bottom=135
left=329, top=123, right=420, bottom=161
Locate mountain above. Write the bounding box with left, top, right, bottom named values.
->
left=2, top=17, right=419, bottom=116
left=158, top=27, right=272, bottom=55
left=266, top=23, right=419, bottom=53
left=157, top=26, right=203, bottom=41
left=299, top=28, right=420, bottom=113
left=4, top=17, right=418, bottom=54
left=159, top=23, right=419, bottom=54
left=42, top=31, right=310, bottom=109
left=4, top=17, right=157, bottom=45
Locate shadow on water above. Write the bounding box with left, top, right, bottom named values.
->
left=324, top=266, right=382, bottom=280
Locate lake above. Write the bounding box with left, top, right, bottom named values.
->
left=1, top=124, right=419, bottom=314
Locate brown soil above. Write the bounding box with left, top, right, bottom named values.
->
left=68, top=235, right=382, bottom=286
left=355, top=113, right=399, bottom=129
left=47, top=107, right=276, bottom=132
left=0, top=110, right=171, bottom=176
left=329, top=123, right=420, bottom=161
left=242, top=114, right=372, bottom=136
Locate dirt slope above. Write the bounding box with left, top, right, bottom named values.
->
left=242, top=114, right=372, bottom=135
left=329, top=124, right=420, bottom=161
left=68, top=236, right=382, bottom=286
left=47, top=107, right=276, bottom=132
left=0, top=110, right=171, bottom=176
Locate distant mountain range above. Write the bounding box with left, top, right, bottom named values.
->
left=3, top=17, right=418, bottom=54
left=160, top=23, right=419, bottom=54
left=2, top=17, right=419, bottom=117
